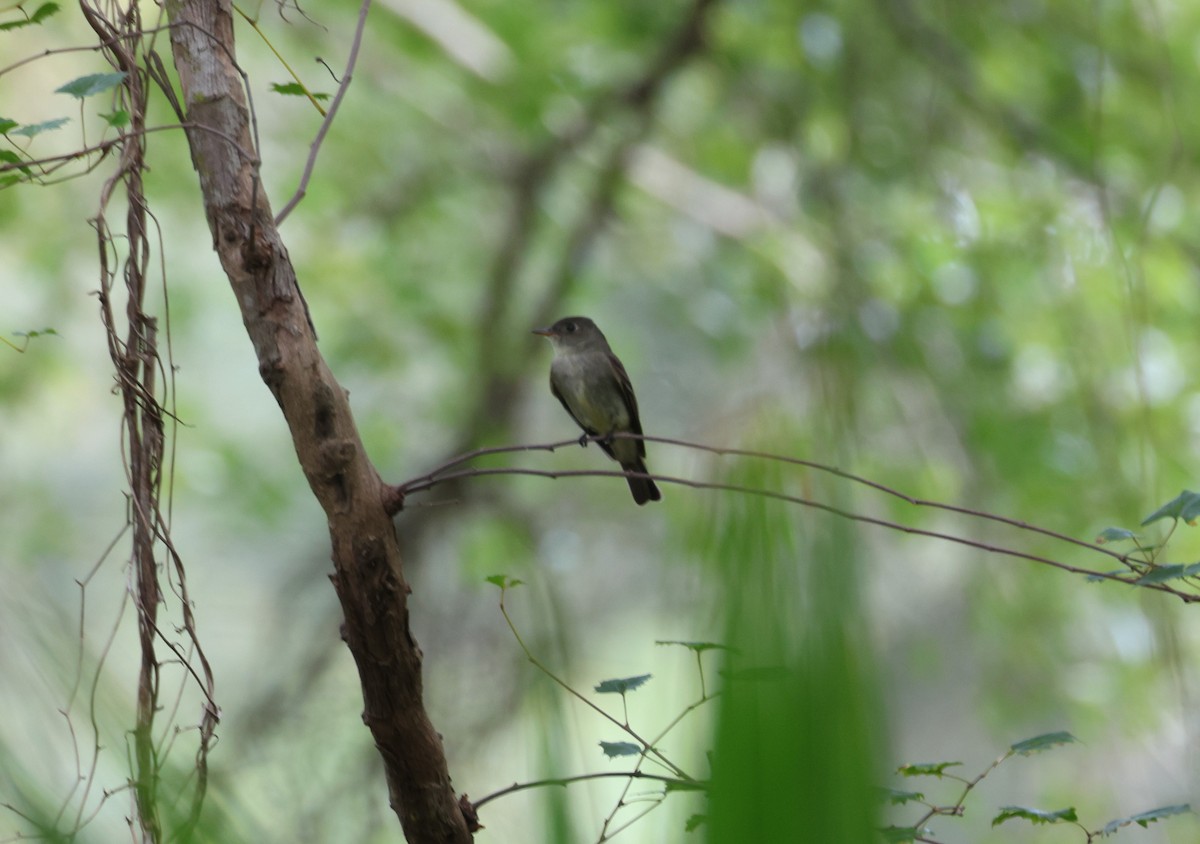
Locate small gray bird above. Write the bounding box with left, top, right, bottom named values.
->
left=533, top=316, right=662, bottom=505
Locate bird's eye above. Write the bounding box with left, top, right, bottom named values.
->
left=564, top=322, right=576, bottom=333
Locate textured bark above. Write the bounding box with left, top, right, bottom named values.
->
left=164, top=0, right=470, bottom=840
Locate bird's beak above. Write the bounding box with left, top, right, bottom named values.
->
left=532, top=327, right=555, bottom=337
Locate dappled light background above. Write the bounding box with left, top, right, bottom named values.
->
left=4, top=0, right=1200, bottom=840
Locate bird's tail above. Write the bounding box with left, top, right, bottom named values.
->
left=623, top=459, right=662, bottom=506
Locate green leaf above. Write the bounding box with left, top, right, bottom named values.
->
left=992, top=805, right=1077, bottom=826
left=10, top=117, right=69, bottom=138
left=56, top=71, right=127, bottom=99
left=878, top=787, right=924, bottom=805
left=30, top=1, right=57, bottom=21
left=100, top=110, right=129, bottom=127
left=1095, top=527, right=1137, bottom=544
left=484, top=574, right=523, bottom=589
left=0, top=149, right=28, bottom=174
left=598, top=740, right=640, bottom=758
left=877, top=826, right=925, bottom=842
left=1010, top=731, right=1077, bottom=755
left=1134, top=562, right=1200, bottom=585
left=656, top=639, right=730, bottom=653
left=0, top=117, right=18, bottom=134
left=896, top=761, right=962, bottom=778
left=270, top=82, right=330, bottom=100
left=0, top=2, right=58, bottom=29
left=664, top=779, right=706, bottom=793
left=594, top=674, right=651, bottom=694
left=684, top=813, right=706, bottom=832
left=1141, top=490, right=1200, bottom=526
left=1101, top=804, right=1191, bottom=836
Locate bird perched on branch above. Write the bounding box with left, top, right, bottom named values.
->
left=533, top=316, right=662, bottom=505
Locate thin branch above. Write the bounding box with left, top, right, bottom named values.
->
left=0, top=24, right=173, bottom=78
left=392, top=434, right=1198, bottom=602
left=274, top=0, right=372, bottom=225
left=497, top=591, right=693, bottom=780
left=470, top=771, right=699, bottom=811
left=0, top=122, right=255, bottom=180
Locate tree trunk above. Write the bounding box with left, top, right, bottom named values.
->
left=164, top=0, right=470, bottom=839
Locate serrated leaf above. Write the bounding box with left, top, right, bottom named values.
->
left=30, top=1, right=57, bottom=20
left=595, top=674, right=651, bottom=694
left=655, top=639, right=730, bottom=653
left=993, top=805, right=1077, bottom=826
left=1101, top=804, right=1191, bottom=835
left=1010, top=731, right=1076, bottom=755
left=56, top=72, right=127, bottom=99
left=684, top=813, right=706, bottom=832
left=0, top=2, right=57, bottom=30
left=100, top=110, right=129, bottom=127
left=896, top=761, right=962, bottom=778
left=878, top=825, right=925, bottom=842
left=598, top=740, right=640, bottom=758
left=270, top=82, right=330, bottom=100
left=10, top=117, right=69, bottom=138
left=1095, top=527, right=1138, bottom=544
left=878, top=787, right=924, bottom=805
left=1134, top=562, right=1200, bottom=585
left=0, top=150, right=28, bottom=174
left=1141, top=490, right=1200, bottom=526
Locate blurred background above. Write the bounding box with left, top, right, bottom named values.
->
left=4, top=0, right=1200, bottom=840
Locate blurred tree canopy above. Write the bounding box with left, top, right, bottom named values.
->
left=3, top=0, right=1200, bottom=841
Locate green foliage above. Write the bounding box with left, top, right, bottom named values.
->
left=0, top=1, right=58, bottom=30
left=8, top=117, right=69, bottom=138
left=593, top=674, right=651, bottom=694
left=704, top=454, right=881, bottom=842
left=270, top=82, right=330, bottom=100
left=2, top=327, right=58, bottom=352
left=992, top=805, right=1078, bottom=827
left=1140, top=490, right=1200, bottom=526
left=484, top=573, right=524, bottom=590
left=55, top=71, right=127, bottom=99
left=1100, top=804, right=1192, bottom=836
left=897, top=761, right=962, bottom=779
left=597, top=740, right=640, bottom=758
left=1094, top=527, right=1137, bottom=544
left=8, top=0, right=1200, bottom=840
left=1134, top=562, right=1200, bottom=585
left=880, top=787, right=924, bottom=805
left=1010, top=730, right=1077, bottom=756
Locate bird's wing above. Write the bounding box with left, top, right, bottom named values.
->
left=607, top=351, right=646, bottom=460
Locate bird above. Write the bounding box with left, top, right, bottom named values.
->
left=532, top=316, right=662, bottom=505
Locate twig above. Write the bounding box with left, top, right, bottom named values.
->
left=392, top=434, right=1198, bottom=603
left=274, top=0, right=372, bottom=225
left=471, top=771, right=700, bottom=811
